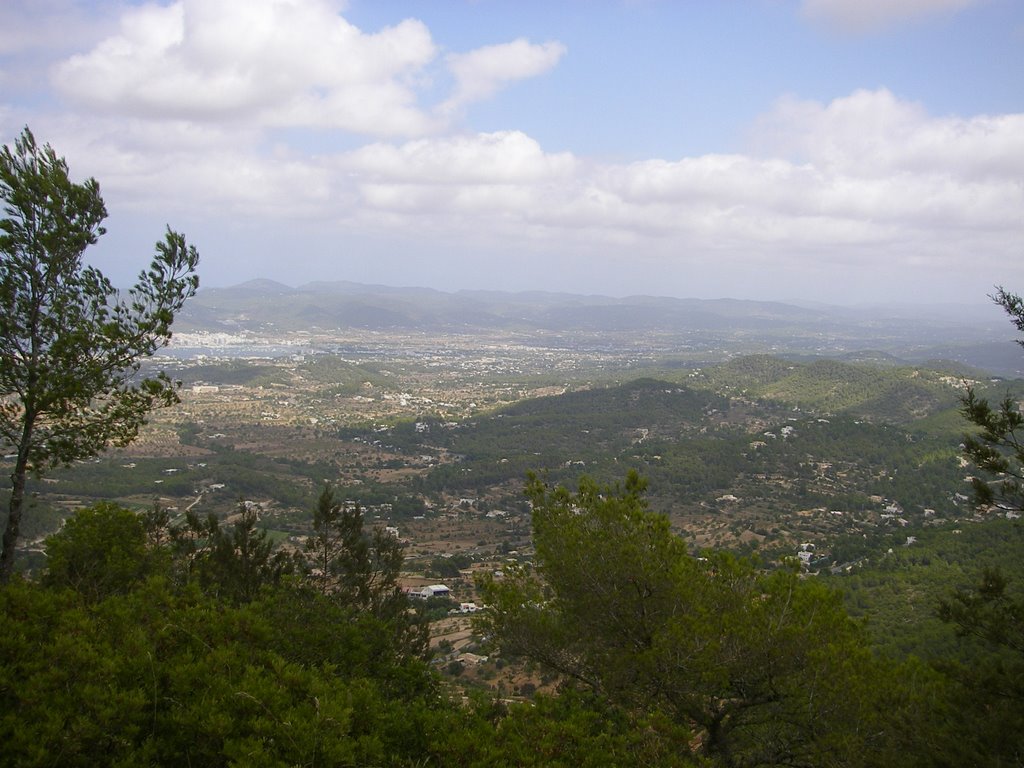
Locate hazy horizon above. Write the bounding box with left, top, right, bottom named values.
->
left=189, top=274, right=1007, bottom=315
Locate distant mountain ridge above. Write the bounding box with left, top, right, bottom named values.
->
left=183, top=279, right=835, bottom=332
left=175, top=279, right=1022, bottom=377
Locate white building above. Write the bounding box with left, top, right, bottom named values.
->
left=408, top=584, right=451, bottom=600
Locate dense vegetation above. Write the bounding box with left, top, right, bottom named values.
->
left=689, top=355, right=970, bottom=421
left=824, top=517, right=1024, bottom=660
left=3, top=475, right=1022, bottom=766
left=481, top=472, right=1024, bottom=766
left=0, top=496, right=440, bottom=766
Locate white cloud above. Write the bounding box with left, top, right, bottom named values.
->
left=53, top=0, right=440, bottom=137
left=440, top=38, right=566, bottom=116
left=22, top=83, right=1019, bottom=297
left=307, top=89, right=1022, bottom=288
left=801, top=0, right=985, bottom=33
left=49, top=1, right=568, bottom=138
left=336, top=132, right=576, bottom=233
left=752, top=88, right=1024, bottom=185
left=345, top=131, right=576, bottom=184
left=22, top=116, right=333, bottom=222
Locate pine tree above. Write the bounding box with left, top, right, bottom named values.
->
left=0, top=127, right=199, bottom=579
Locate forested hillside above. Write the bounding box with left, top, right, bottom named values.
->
left=334, top=359, right=987, bottom=560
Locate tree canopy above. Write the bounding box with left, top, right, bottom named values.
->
left=0, top=126, right=199, bottom=579
left=960, top=286, right=1024, bottom=512
left=946, top=286, right=1024, bottom=763
left=477, top=471, right=922, bottom=767
left=1, top=478, right=1019, bottom=765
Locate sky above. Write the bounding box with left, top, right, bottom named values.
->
left=1, top=0, right=1022, bottom=306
